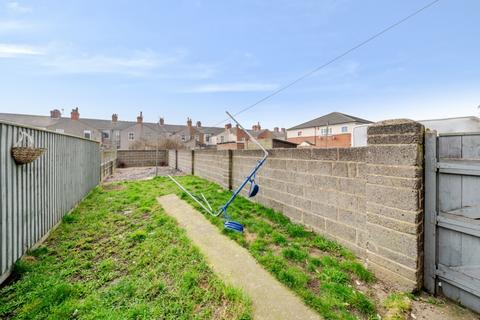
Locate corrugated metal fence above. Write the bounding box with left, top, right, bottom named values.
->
left=0, top=121, right=100, bottom=282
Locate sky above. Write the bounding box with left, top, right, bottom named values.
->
left=0, top=0, right=479, bottom=129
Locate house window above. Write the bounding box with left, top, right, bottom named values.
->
left=220, top=136, right=225, bottom=143
left=102, top=130, right=110, bottom=139
left=205, top=134, right=210, bottom=142
left=55, top=129, right=64, bottom=134
left=297, top=131, right=302, bottom=136
left=128, top=132, right=135, bottom=140
left=341, top=126, right=348, bottom=133
left=195, top=134, right=199, bottom=141
left=84, top=130, right=91, bottom=139
left=321, top=128, right=332, bottom=135
left=181, top=135, right=186, bottom=141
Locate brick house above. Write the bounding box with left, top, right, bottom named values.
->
left=287, top=112, right=372, bottom=148
left=212, top=122, right=291, bottom=150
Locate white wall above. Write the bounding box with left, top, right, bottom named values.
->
left=286, top=123, right=357, bottom=139
left=420, top=117, right=480, bottom=134
left=352, top=124, right=369, bottom=147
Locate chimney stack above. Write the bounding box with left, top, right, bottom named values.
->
left=112, top=113, right=118, bottom=122
left=281, top=128, right=286, bottom=133
left=50, top=109, right=61, bottom=119
left=137, top=112, right=143, bottom=124
left=274, top=127, right=279, bottom=132
left=225, top=123, right=232, bottom=130
left=252, top=122, right=261, bottom=131
left=159, top=117, right=165, bottom=125
left=70, top=107, right=79, bottom=120
left=196, top=121, right=201, bottom=128
left=187, top=118, right=192, bottom=127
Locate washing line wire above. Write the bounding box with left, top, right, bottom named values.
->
left=211, top=0, right=441, bottom=127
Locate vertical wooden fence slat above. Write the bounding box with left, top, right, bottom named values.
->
left=0, top=121, right=100, bottom=283
left=424, top=130, right=438, bottom=293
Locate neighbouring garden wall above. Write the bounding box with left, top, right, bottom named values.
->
left=116, top=150, right=167, bottom=167
left=169, top=119, right=425, bottom=291
left=0, top=121, right=100, bottom=284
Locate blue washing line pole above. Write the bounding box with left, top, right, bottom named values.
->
left=168, top=111, right=269, bottom=233
left=218, top=111, right=269, bottom=232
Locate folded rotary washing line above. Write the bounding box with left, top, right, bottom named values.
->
left=168, top=111, right=269, bottom=232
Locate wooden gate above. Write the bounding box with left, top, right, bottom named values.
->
left=424, top=131, right=480, bottom=312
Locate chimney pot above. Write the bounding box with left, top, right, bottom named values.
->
left=112, top=113, right=118, bottom=122
left=281, top=128, right=286, bottom=133
left=187, top=118, right=192, bottom=127
left=70, top=107, right=79, bottom=120
left=225, top=123, right=232, bottom=130
left=159, top=117, right=165, bottom=125
left=196, top=121, right=201, bottom=127
left=274, top=127, right=279, bottom=132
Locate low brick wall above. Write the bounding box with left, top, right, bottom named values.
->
left=117, top=150, right=167, bottom=167
left=168, top=119, right=425, bottom=291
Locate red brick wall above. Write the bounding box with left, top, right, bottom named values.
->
left=288, top=133, right=351, bottom=148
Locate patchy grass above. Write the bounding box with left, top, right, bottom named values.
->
left=384, top=293, right=413, bottom=320
left=0, top=175, right=385, bottom=320
left=168, top=176, right=377, bottom=320
left=0, top=180, right=252, bottom=320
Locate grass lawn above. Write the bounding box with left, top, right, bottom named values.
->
left=1, top=175, right=382, bottom=320
left=0, top=178, right=252, bottom=320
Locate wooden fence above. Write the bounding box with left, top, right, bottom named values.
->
left=0, top=121, right=100, bottom=283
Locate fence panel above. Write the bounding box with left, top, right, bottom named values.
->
left=0, top=121, right=100, bottom=283
left=424, top=131, right=480, bottom=313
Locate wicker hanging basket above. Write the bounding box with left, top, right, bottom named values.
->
left=11, top=131, right=46, bottom=165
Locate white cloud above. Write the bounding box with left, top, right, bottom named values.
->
left=0, top=43, right=43, bottom=57
left=43, top=51, right=165, bottom=75
left=0, top=20, right=31, bottom=33
left=6, top=1, right=32, bottom=13
left=188, top=82, right=278, bottom=93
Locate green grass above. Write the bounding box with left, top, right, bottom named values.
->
left=383, top=292, right=413, bottom=320
left=1, top=175, right=378, bottom=320
left=170, top=176, right=377, bottom=320
left=0, top=179, right=252, bottom=320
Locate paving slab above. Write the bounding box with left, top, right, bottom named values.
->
left=158, top=194, right=321, bottom=320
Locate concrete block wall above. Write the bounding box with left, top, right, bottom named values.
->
left=232, top=148, right=368, bottom=256
left=365, top=119, right=425, bottom=290
left=176, top=149, right=193, bottom=174
left=168, top=119, right=425, bottom=290
left=194, top=149, right=231, bottom=188
left=117, top=150, right=167, bottom=167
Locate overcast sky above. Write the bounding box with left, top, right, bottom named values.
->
left=0, top=0, right=479, bottom=128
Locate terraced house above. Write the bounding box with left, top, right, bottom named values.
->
left=0, top=108, right=222, bottom=149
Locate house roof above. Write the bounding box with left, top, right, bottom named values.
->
left=0, top=113, right=58, bottom=128
left=288, top=112, right=372, bottom=130
left=0, top=112, right=223, bottom=136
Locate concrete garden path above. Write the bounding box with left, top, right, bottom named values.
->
left=158, top=194, right=320, bottom=320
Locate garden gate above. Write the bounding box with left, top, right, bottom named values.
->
left=424, top=131, right=480, bottom=312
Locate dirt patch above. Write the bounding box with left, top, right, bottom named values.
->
left=103, top=166, right=184, bottom=183
left=355, top=279, right=479, bottom=320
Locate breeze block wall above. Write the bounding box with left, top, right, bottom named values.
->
left=116, top=150, right=167, bottom=167
left=194, top=149, right=231, bottom=189
left=177, top=149, right=193, bottom=174
left=169, top=119, right=425, bottom=291
left=365, top=119, right=425, bottom=290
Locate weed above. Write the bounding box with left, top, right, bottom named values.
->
left=384, top=292, right=412, bottom=320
